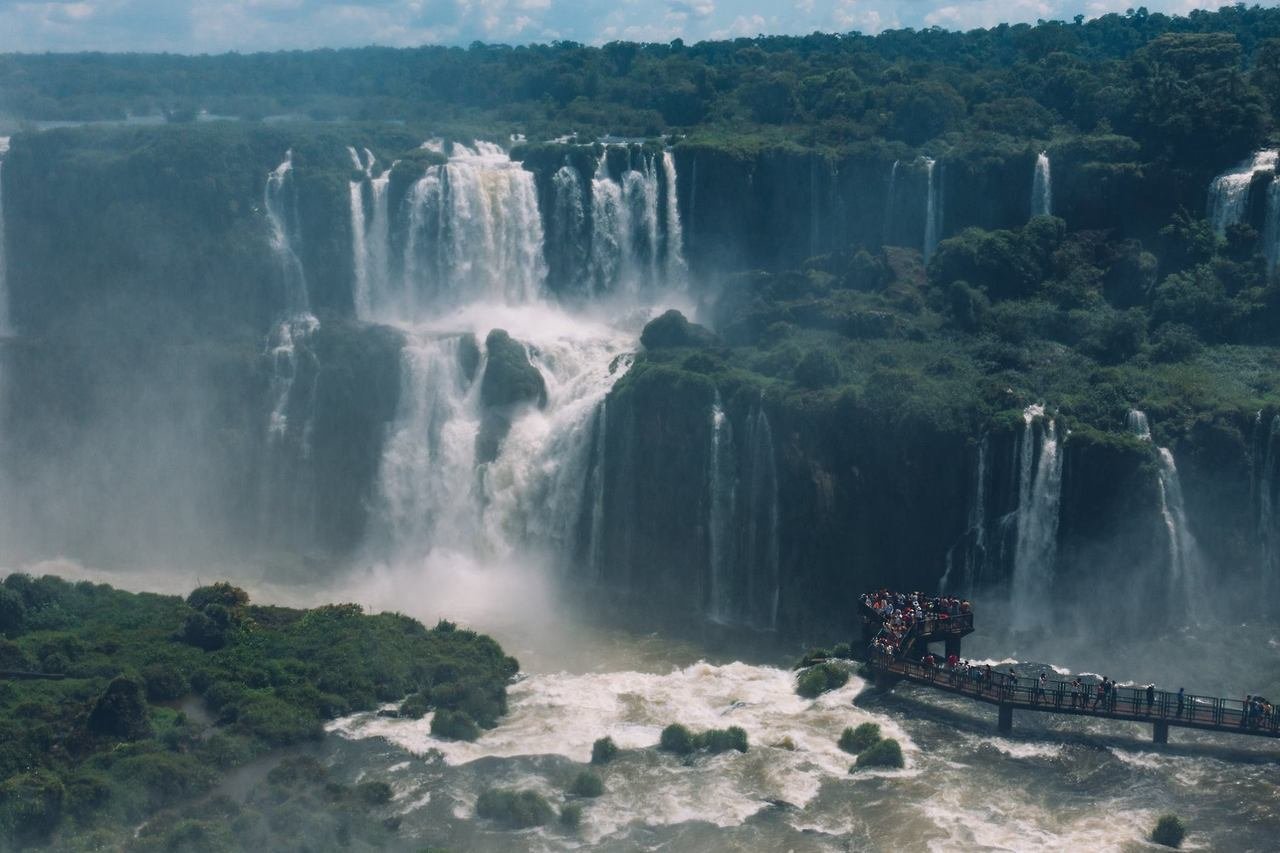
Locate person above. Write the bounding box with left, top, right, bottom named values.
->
left=1093, top=680, right=1105, bottom=711
left=1176, top=687, right=1185, bottom=718
left=1242, top=696, right=1252, bottom=727
left=1071, top=678, right=1081, bottom=709
left=1038, top=671, right=1048, bottom=703
left=1146, top=684, right=1156, bottom=714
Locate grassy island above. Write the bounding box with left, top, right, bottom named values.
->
left=0, top=573, right=517, bottom=851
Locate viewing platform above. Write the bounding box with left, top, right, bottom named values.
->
left=859, top=591, right=1278, bottom=744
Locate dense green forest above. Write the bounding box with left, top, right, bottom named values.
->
left=0, top=575, right=517, bottom=850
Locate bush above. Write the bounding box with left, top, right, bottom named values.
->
left=142, top=663, right=188, bottom=701
left=796, top=662, right=849, bottom=698
left=696, top=726, right=749, bottom=754
left=838, top=722, right=881, bottom=754
left=590, top=736, right=618, bottom=765
left=559, top=803, right=583, bottom=831
left=793, top=348, right=843, bottom=388
left=175, top=611, right=228, bottom=651
left=568, top=771, right=604, bottom=798
left=1152, top=814, right=1186, bottom=848
left=186, top=583, right=249, bottom=612
left=0, top=770, right=64, bottom=843
left=430, top=710, right=480, bottom=742
left=399, top=692, right=430, bottom=720
left=475, top=788, right=554, bottom=829
left=853, top=738, right=904, bottom=770
left=88, top=676, right=150, bottom=740
left=658, top=723, right=695, bottom=755
left=830, top=643, right=852, bottom=659
left=0, top=587, right=26, bottom=637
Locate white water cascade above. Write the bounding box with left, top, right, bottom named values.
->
left=1207, top=149, right=1278, bottom=236
left=0, top=136, right=10, bottom=335
left=707, top=391, right=736, bottom=623
left=923, top=157, right=943, bottom=262
left=550, top=160, right=588, bottom=294
left=347, top=146, right=394, bottom=319
left=1009, top=404, right=1064, bottom=628
left=661, top=150, right=688, bottom=285
left=1129, top=409, right=1206, bottom=621
left=883, top=159, right=899, bottom=244
left=263, top=151, right=318, bottom=441
left=1263, top=177, right=1280, bottom=272
left=1258, top=414, right=1280, bottom=603
left=943, top=436, right=989, bottom=595
left=1031, top=151, right=1052, bottom=218
left=743, top=405, right=781, bottom=630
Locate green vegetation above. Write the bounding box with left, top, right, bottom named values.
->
left=559, top=803, right=583, bottom=831
left=838, top=722, right=882, bottom=755
left=0, top=573, right=516, bottom=850
left=590, top=736, right=619, bottom=765
left=796, top=662, right=851, bottom=698
left=475, top=788, right=555, bottom=829
left=1152, top=814, right=1187, bottom=848
left=658, top=723, right=749, bottom=756
left=568, top=771, right=605, bottom=798
left=853, top=738, right=905, bottom=770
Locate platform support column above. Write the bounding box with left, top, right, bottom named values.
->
left=945, top=638, right=962, bottom=660
left=998, top=704, right=1013, bottom=734
left=1152, top=721, right=1169, bottom=744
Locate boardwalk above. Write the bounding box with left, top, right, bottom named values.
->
left=858, top=591, right=1278, bottom=743
left=870, top=652, right=1280, bottom=742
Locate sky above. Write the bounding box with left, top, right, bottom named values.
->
left=0, top=0, right=1241, bottom=54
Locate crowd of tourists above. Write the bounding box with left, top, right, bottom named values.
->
left=861, top=590, right=971, bottom=656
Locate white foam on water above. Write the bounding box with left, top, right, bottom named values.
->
left=328, top=661, right=914, bottom=838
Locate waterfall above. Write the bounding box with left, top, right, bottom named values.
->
left=585, top=401, right=608, bottom=581
left=1130, top=409, right=1205, bottom=620
left=923, top=157, right=943, bottom=262
left=1031, top=151, right=1052, bottom=218
left=707, top=390, right=736, bottom=623
left=943, top=436, right=990, bottom=595
left=347, top=147, right=393, bottom=320
left=1207, top=149, right=1278, bottom=236
left=0, top=136, right=9, bottom=335
left=661, top=151, right=687, bottom=286
left=264, top=151, right=309, bottom=315
left=1258, top=415, right=1280, bottom=606
left=743, top=405, right=781, bottom=630
left=883, top=159, right=899, bottom=245
left=550, top=160, right=588, bottom=295
left=1010, top=404, right=1064, bottom=628
left=1263, top=177, right=1280, bottom=273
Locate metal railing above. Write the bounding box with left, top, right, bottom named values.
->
left=870, top=651, right=1280, bottom=736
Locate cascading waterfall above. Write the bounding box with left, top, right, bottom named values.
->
left=0, top=136, right=9, bottom=335
left=347, top=146, right=393, bottom=319
left=262, top=151, right=318, bottom=441
left=706, top=391, right=736, bottom=623
left=883, top=159, right=899, bottom=244
left=661, top=151, right=687, bottom=286
left=550, top=160, right=588, bottom=294
left=943, top=436, right=989, bottom=595
left=584, top=401, right=608, bottom=581
left=1263, top=177, right=1280, bottom=273
left=1010, top=404, right=1064, bottom=628
left=1129, top=409, right=1205, bottom=621
left=923, top=157, right=943, bottom=262
left=743, top=405, right=781, bottom=630
left=1258, top=414, right=1280, bottom=604
left=1207, top=149, right=1278, bottom=236
left=1031, top=151, right=1052, bottom=218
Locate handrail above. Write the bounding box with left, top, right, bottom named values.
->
left=869, top=651, right=1280, bottom=735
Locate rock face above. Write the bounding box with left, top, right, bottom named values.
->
left=87, top=676, right=150, bottom=740
left=640, top=310, right=719, bottom=350
left=476, top=329, right=547, bottom=464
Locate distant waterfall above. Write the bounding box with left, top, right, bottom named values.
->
left=347, top=146, right=393, bottom=320
left=706, top=391, right=736, bottom=623
left=743, top=405, right=781, bottom=630
left=1130, top=409, right=1206, bottom=621
left=1263, top=177, right=1280, bottom=273
left=661, top=151, right=687, bottom=285
left=550, top=161, right=589, bottom=295
left=923, top=157, right=943, bottom=262
left=0, top=136, right=9, bottom=335
left=943, top=436, right=989, bottom=595
left=1257, top=414, right=1280, bottom=605
left=1010, top=404, right=1064, bottom=628
left=1031, top=151, right=1052, bottom=218
left=585, top=401, right=608, bottom=581
left=883, top=159, right=899, bottom=244
left=1207, top=149, right=1278, bottom=236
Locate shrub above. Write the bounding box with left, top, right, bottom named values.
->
left=399, top=692, right=430, bottom=720
left=838, top=722, right=882, bottom=754
left=142, top=663, right=188, bottom=701
left=590, top=736, right=618, bottom=765
left=0, top=770, right=65, bottom=843
left=658, top=723, right=695, bottom=755
left=1152, top=814, right=1186, bottom=848
left=559, top=803, right=583, bottom=831
left=853, top=738, right=904, bottom=770
left=0, top=587, right=26, bottom=637
left=88, top=676, right=151, bottom=740
left=475, top=788, right=554, bottom=829
left=796, top=662, right=849, bottom=698
left=186, top=583, right=249, bottom=612
left=175, top=611, right=228, bottom=651
left=696, top=726, right=749, bottom=754
left=568, top=771, right=604, bottom=798
left=830, top=643, right=853, bottom=659
left=431, top=710, right=480, bottom=742
left=794, top=348, right=843, bottom=388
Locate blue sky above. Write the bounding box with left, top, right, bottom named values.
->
left=0, top=1, right=1237, bottom=54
